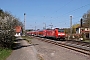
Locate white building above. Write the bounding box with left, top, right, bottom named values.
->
left=76, top=27, right=90, bottom=39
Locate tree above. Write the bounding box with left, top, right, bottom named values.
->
left=82, top=10, right=90, bottom=27
left=72, top=24, right=80, bottom=33
left=0, top=9, right=23, bottom=48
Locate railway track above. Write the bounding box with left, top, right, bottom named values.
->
left=31, top=36, right=90, bottom=55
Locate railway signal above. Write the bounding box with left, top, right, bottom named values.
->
left=80, top=18, right=83, bottom=27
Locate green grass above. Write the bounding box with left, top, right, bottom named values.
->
left=22, top=36, right=32, bottom=44
left=83, top=39, right=90, bottom=43
left=0, top=48, right=12, bottom=60
left=22, top=36, right=32, bottom=39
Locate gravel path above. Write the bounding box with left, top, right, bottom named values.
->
left=32, top=38, right=90, bottom=60
left=6, top=37, right=39, bottom=60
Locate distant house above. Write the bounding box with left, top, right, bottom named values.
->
left=76, top=26, right=90, bottom=39
left=15, top=26, right=22, bottom=37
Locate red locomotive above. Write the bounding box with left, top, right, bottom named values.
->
left=45, top=28, right=65, bottom=40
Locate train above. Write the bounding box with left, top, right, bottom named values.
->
left=27, top=28, right=66, bottom=40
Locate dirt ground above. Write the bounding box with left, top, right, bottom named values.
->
left=31, top=38, right=90, bottom=60
left=6, top=37, right=39, bottom=60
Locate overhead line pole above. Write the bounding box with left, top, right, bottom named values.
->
left=35, top=22, right=36, bottom=30
left=24, top=13, right=26, bottom=35
left=43, top=23, right=46, bottom=29
left=70, top=15, right=72, bottom=37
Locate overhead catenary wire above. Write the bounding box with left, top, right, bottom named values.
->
left=60, top=3, right=90, bottom=17
left=55, top=0, right=74, bottom=13
left=57, top=3, right=90, bottom=27
left=47, top=3, right=90, bottom=23
left=31, top=1, right=90, bottom=29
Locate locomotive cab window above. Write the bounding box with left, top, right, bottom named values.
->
left=58, top=29, right=64, bottom=32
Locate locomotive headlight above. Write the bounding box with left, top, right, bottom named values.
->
left=58, top=33, right=65, bottom=35
left=58, top=34, right=61, bottom=35
left=62, top=34, right=65, bottom=35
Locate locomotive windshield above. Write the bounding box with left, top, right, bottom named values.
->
left=58, top=29, right=64, bottom=32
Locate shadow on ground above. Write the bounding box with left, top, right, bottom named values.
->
left=12, top=39, right=39, bottom=50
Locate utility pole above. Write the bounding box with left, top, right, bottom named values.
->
left=49, top=23, right=53, bottom=29
left=24, top=13, right=26, bottom=35
left=89, top=25, right=90, bottom=39
left=35, top=22, right=36, bottom=30
left=70, top=15, right=72, bottom=37
left=35, top=26, right=36, bottom=30
left=43, top=23, right=46, bottom=29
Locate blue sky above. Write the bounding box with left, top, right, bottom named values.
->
left=0, top=0, right=90, bottom=30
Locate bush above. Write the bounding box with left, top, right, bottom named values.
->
left=0, top=29, right=16, bottom=49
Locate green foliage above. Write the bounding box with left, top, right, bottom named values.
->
left=82, top=10, right=90, bottom=27
left=0, top=9, right=5, bottom=19
left=72, top=24, right=80, bottom=33
left=0, top=48, right=12, bottom=60
left=0, top=30, right=16, bottom=48
left=83, top=39, right=90, bottom=43
left=22, top=36, right=32, bottom=44
left=64, top=28, right=70, bottom=34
